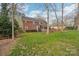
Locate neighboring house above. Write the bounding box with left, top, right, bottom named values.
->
left=50, top=25, right=66, bottom=32
left=23, top=16, right=47, bottom=32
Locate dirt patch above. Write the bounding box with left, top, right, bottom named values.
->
left=0, top=39, right=16, bottom=56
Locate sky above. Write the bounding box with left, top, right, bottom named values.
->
left=23, top=3, right=77, bottom=25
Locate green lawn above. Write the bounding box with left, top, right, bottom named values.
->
left=10, top=30, right=79, bottom=56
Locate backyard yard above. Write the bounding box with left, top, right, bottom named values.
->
left=9, top=30, right=79, bottom=56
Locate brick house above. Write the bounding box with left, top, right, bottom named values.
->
left=23, top=17, right=47, bottom=32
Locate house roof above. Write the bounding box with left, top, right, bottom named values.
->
left=23, top=16, right=47, bottom=24
left=23, top=16, right=35, bottom=21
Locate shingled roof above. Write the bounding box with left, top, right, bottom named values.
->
left=23, top=16, right=47, bottom=24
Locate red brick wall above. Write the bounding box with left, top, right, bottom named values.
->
left=23, top=20, right=40, bottom=31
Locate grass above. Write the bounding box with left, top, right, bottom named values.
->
left=10, top=30, right=79, bottom=56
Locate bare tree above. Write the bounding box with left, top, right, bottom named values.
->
left=74, top=3, right=79, bottom=30
left=11, top=3, right=26, bottom=39
left=50, top=3, right=59, bottom=30
left=45, top=3, right=50, bottom=34
left=61, top=3, right=64, bottom=31
left=12, top=3, right=16, bottom=40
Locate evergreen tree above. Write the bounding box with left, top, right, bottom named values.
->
left=0, top=3, right=11, bottom=37
left=0, top=3, right=19, bottom=38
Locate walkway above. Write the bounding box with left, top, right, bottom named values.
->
left=0, top=39, right=15, bottom=56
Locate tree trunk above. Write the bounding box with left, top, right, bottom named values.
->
left=45, top=3, right=49, bottom=34
left=77, top=3, right=79, bottom=30
left=12, top=3, right=16, bottom=40
left=52, top=3, right=59, bottom=31
left=61, top=3, right=64, bottom=32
